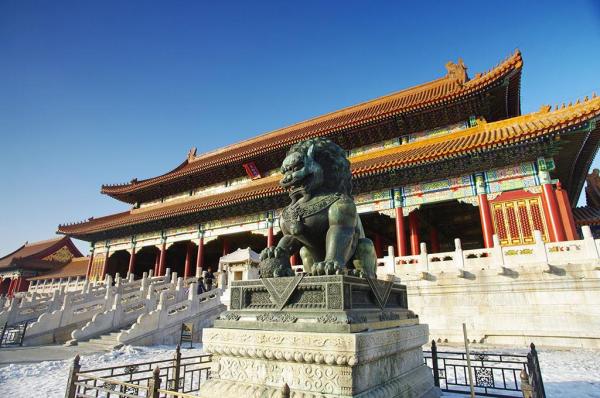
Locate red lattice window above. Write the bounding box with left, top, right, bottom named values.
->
left=491, top=195, right=549, bottom=246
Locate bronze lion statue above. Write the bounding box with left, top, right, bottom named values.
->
left=260, top=137, right=377, bottom=277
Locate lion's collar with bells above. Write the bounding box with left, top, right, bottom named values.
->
left=282, top=193, right=343, bottom=235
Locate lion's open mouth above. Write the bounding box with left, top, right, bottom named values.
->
left=280, top=174, right=307, bottom=190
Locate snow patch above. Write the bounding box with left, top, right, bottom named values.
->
left=0, top=345, right=598, bottom=397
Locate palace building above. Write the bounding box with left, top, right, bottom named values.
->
left=0, top=237, right=83, bottom=296
left=57, top=50, right=600, bottom=282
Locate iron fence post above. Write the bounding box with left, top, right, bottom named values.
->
left=148, top=367, right=161, bottom=398
left=173, top=344, right=181, bottom=391
left=64, top=354, right=81, bottom=398
left=281, top=383, right=290, bottom=398
left=528, top=343, right=546, bottom=398
left=19, top=320, right=28, bottom=346
left=431, top=340, right=440, bottom=387
left=0, top=322, right=7, bottom=347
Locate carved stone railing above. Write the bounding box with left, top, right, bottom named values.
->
left=69, top=273, right=184, bottom=344
left=24, top=285, right=116, bottom=345
left=377, top=225, right=600, bottom=278
left=118, top=285, right=223, bottom=346
left=28, top=276, right=87, bottom=295
left=0, top=288, right=64, bottom=326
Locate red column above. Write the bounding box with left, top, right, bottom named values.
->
left=395, top=207, right=407, bottom=256
left=267, top=225, right=274, bottom=248
left=158, top=243, right=167, bottom=276
left=409, top=211, right=420, bottom=255
left=196, top=237, right=204, bottom=274
left=86, top=251, right=94, bottom=279
left=184, top=242, right=193, bottom=278
left=374, top=234, right=383, bottom=258
left=128, top=249, right=136, bottom=275
left=14, top=277, right=22, bottom=293
left=7, top=278, right=16, bottom=297
left=430, top=227, right=440, bottom=253
left=15, top=277, right=29, bottom=293
left=555, top=182, right=578, bottom=240
left=542, top=184, right=566, bottom=242
left=222, top=237, right=229, bottom=256
left=153, top=251, right=160, bottom=276
left=478, top=193, right=494, bottom=248
left=290, top=254, right=298, bottom=266
left=100, top=252, right=109, bottom=280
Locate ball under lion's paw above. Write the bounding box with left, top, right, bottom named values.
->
left=259, top=257, right=293, bottom=278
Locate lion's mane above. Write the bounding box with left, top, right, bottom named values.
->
left=286, top=137, right=352, bottom=196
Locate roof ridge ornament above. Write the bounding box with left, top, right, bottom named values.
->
left=187, top=147, right=197, bottom=161
left=445, top=58, right=468, bottom=84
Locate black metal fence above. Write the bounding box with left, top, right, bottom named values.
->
left=0, top=320, right=29, bottom=347
left=66, top=345, right=211, bottom=398
left=424, top=341, right=546, bottom=398
left=66, top=342, right=546, bottom=398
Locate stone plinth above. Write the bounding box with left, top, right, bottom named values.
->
left=200, top=275, right=439, bottom=397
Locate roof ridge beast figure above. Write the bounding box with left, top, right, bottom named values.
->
left=260, top=137, right=377, bottom=278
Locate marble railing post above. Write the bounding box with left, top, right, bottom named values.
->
left=454, top=238, right=465, bottom=269
left=582, top=226, right=599, bottom=259
left=533, top=230, right=548, bottom=263
left=141, top=272, right=149, bottom=296
left=176, top=277, right=184, bottom=301
left=419, top=242, right=428, bottom=268
left=492, top=234, right=505, bottom=266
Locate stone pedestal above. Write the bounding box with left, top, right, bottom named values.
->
left=200, top=275, right=439, bottom=397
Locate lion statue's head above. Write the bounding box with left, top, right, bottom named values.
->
left=279, top=137, right=352, bottom=199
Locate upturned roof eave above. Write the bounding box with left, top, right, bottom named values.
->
left=100, top=51, right=524, bottom=204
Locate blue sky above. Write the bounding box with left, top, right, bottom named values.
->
left=1, top=1, right=599, bottom=255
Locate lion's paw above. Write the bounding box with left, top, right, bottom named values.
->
left=260, top=247, right=275, bottom=260
left=260, top=246, right=288, bottom=260
left=313, top=260, right=344, bottom=276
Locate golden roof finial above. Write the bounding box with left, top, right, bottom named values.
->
left=445, top=58, right=468, bottom=84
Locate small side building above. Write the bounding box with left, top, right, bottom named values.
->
left=27, top=256, right=89, bottom=294
left=0, top=237, right=83, bottom=296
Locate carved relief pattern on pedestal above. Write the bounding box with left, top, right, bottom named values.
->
left=214, top=356, right=352, bottom=395
left=327, top=283, right=343, bottom=309
left=229, top=287, right=242, bottom=310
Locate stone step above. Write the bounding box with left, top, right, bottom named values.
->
left=77, top=341, right=120, bottom=351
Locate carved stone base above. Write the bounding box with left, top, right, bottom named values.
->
left=200, top=324, right=440, bottom=397
left=217, top=275, right=415, bottom=333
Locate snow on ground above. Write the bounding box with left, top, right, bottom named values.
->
left=0, top=344, right=204, bottom=397
left=0, top=344, right=599, bottom=397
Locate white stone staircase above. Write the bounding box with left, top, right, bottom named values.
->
left=75, top=327, right=131, bottom=351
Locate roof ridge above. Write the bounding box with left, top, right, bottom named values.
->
left=350, top=94, right=600, bottom=164
left=101, top=51, right=523, bottom=196
left=24, top=236, right=65, bottom=247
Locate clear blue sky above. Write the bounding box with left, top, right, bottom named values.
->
left=1, top=1, right=599, bottom=255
